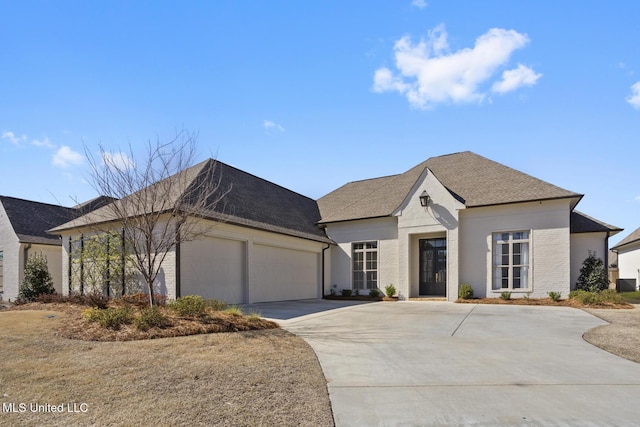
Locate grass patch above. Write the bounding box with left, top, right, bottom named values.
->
left=0, top=309, right=333, bottom=426
left=619, top=291, right=640, bottom=304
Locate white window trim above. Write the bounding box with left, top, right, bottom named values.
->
left=491, top=230, right=532, bottom=292
left=351, top=241, right=379, bottom=291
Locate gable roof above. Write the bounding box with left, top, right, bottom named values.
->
left=570, top=211, right=623, bottom=235
left=318, top=151, right=583, bottom=223
left=50, top=159, right=331, bottom=244
left=0, top=196, right=77, bottom=245
left=611, top=227, right=640, bottom=251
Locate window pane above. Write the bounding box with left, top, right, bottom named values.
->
left=521, top=266, right=529, bottom=289
left=366, top=271, right=377, bottom=289
left=366, top=242, right=378, bottom=249
left=353, top=243, right=363, bottom=250
left=493, top=267, right=502, bottom=290
left=353, top=271, right=364, bottom=289
left=501, top=233, right=510, bottom=241
left=513, top=267, right=521, bottom=288
left=501, top=267, right=509, bottom=288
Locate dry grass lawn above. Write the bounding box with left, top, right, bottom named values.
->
left=583, top=305, right=640, bottom=364
left=0, top=308, right=334, bottom=426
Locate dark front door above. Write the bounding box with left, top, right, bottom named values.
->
left=419, top=238, right=447, bottom=296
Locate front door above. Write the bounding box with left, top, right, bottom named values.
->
left=419, top=238, right=447, bottom=296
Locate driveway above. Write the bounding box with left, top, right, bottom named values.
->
left=247, top=300, right=640, bottom=426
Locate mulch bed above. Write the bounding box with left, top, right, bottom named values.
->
left=11, top=302, right=279, bottom=341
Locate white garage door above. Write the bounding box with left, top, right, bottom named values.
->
left=252, top=244, right=319, bottom=302
left=180, top=237, right=245, bottom=304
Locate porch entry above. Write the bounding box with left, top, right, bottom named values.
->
left=419, top=238, right=447, bottom=296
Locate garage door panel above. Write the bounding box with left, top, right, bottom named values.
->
left=181, top=237, right=245, bottom=304
left=252, top=244, right=319, bottom=302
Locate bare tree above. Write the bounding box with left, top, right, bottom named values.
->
left=84, top=130, right=230, bottom=306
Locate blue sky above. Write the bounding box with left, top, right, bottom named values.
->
left=1, top=1, right=639, bottom=245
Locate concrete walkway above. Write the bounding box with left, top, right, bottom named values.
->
left=248, top=300, right=640, bottom=426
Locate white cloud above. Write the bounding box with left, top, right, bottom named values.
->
left=626, top=81, right=640, bottom=109
left=492, top=64, right=542, bottom=94
left=263, top=120, right=285, bottom=132
left=1, top=131, right=27, bottom=145
left=373, top=25, right=539, bottom=108
left=411, top=0, right=428, bottom=8
left=53, top=146, right=84, bottom=168
left=31, top=137, right=55, bottom=148
left=102, top=151, right=135, bottom=170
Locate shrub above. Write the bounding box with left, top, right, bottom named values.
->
left=206, top=299, right=228, bottom=311
left=500, top=291, right=511, bottom=300
left=384, top=284, right=397, bottom=298
left=548, top=291, right=562, bottom=302
left=570, top=289, right=624, bottom=306
left=576, top=251, right=609, bottom=293
left=121, top=293, right=167, bottom=307
left=84, top=306, right=134, bottom=330
left=18, top=252, right=55, bottom=302
left=247, top=312, right=262, bottom=322
left=134, top=306, right=171, bottom=331
left=169, top=295, right=207, bottom=317
left=369, top=289, right=382, bottom=298
left=458, top=284, right=474, bottom=300
left=354, top=289, right=360, bottom=296
left=224, top=306, right=243, bottom=316
left=34, top=292, right=109, bottom=309
left=340, top=289, right=352, bottom=297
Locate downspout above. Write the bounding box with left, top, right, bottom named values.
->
left=605, top=231, right=610, bottom=286
left=322, top=243, right=331, bottom=298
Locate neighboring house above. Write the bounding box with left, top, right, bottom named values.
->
left=318, top=151, right=621, bottom=301
left=50, top=159, right=333, bottom=304
left=611, top=227, right=640, bottom=291
left=0, top=195, right=113, bottom=301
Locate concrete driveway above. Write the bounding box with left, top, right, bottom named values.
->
left=247, top=300, right=640, bottom=426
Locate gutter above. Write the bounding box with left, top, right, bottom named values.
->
left=322, top=243, right=331, bottom=298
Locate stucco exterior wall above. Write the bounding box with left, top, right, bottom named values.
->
left=618, top=242, right=640, bottom=286
left=324, top=217, right=398, bottom=294
left=0, top=202, right=20, bottom=301
left=459, top=199, right=572, bottom=298
left=570, top=232, right=608, bottom=289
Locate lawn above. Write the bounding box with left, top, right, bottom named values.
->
left=619, top=291, right=640, bottom=304
left=0, top=308, right=334, bottom=426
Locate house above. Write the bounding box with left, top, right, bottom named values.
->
left=0, top=195, right=113, bottom=301
left=50, top=159, right=333, bottom=304
left=611, top=227, right=640, bottom=291
left=318, top=151, right=622, bottom=301
left=47, top=151, right=621, bottom=304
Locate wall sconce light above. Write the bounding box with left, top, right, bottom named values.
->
left=419, top=190, right=430, bottom=207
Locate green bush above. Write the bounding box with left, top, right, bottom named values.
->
left=340, top=289, right=352, bottom=297
left=576, top=251, right=609, bottom=293
left=384, top=284, right=397, bottom=298
left=18, top=252, right=55, bottom=302
left=84, top=307, right=134, bottom=330
left=134, top=306, right=171, bottom=331
left=169, top=295, right=207, bottom=317
left=369, top=289, right=382, bottom=298
left=548, top=291, right=562, bottom=302
left=206, top=299, right=228, bottom=311
left=500, top=291, right=511, bottom=300
left=224, top=306, right=244, bottom=316
left=458, top=284, right=474, bottom=300
left=570, top=289, right=624, bottom=305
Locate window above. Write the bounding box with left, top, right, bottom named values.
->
left=352, top=242, right=378, bottom=290
left=0, top=251, right=3, bottom=261
left=493, top=231, right=530, bottom=291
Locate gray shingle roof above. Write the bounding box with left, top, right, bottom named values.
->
left=611, top=227, right=640, bottom=251
left=570, top=211, right=622, bottom=235
left=0, top=196, right=78, bottom=245
left=51, top=159, right=331, bottom=243
left=318, top=151, right=583, bottom=223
